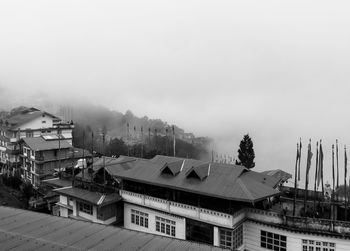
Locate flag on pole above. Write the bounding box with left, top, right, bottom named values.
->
left=345, top=146, right=348, bottom=221
left=345, top=146, right=348, bottom=182
left=336, top=139, right=339, bottom=189
left=293, top=142, right=300, bottom=216
left=298, top=138, right=302, bottom=181
left=305, top=140, right=313, bottom=190
left=317, top=141, right=324, bottom=189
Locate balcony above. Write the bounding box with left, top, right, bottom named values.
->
left=10, top=138, right=18, bottom=143
left=120, top=190, right=240, bottom=228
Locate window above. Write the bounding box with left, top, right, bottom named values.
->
left=302, top=239, right=335, bottom=251
left=155, top=216, right=176, bottom=237
left=131, top=209, right=148, bottom=228
left=79, top=202, right=93, bottom=215
left=26, top=131, right=33, bottom=137
left=261, top=230, right=286, bottom=251
left=220, top=225, right=243, bottom=249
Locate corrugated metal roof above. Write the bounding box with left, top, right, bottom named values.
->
left=261, top=169, right=292, bottom=182
left=22, top=137, right=72, bottom=151
left=42, top=178, right=72, bottom=188
left=112, top=155, right=280, bottom=203
left=0, top=206, right=228, bottom=251
left=54, top=187, right=121, bottom=206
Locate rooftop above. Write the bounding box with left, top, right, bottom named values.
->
left=0, top=206, right=227, bottom=250
left=22, top=136, right=72, bottom=151
left=42, top=178, right=72, bottom=188
left=110, top=155, right=280, bottom=203
left=0, top=107, right=61, bottom=129
left=54, top=186, right=121, bottom=206
left=261, top=169, right=292, bottom=183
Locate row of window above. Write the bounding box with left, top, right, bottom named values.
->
left=220, top=225, right=243, bottom=249
left=131, top=209, right=149, bottom=228
left=79, top=202, right=93, bottom=215
left=23, top=148, right=35, bottom=157
left=130, top=209, right=176, bottom=237
left=261, top=230, right=287, bottom=251
left=302, top=239, right=335, bottom=251
left=156, top=216, right=176, bottom=237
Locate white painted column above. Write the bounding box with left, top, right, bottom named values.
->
left=73, top=200, right=78, bottom=216
left=213, top=226, right=219, bottom=247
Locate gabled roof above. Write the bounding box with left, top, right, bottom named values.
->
left=22, top=136, right=72, bottom=151
left=2, top=107, right=61, bottom=129
left=54, top=186, right=121, bottom=207
left=160, top=160, right=183, bottom=176
left=261, top=169, right=292, bottom=183
left=112, top=155, right=280, bottom=203
left=186, top=163, right=210, bottom=181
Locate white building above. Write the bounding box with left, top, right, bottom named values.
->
left=53, top=155, right=350, bottom=250
left=0, top=107, right=74, bottom=175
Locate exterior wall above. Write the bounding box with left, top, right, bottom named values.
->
left=120, top=190, right=237, bottom=229
left=58, top=195, right=70, bottom=218
left=73, top=200, right=116, bottom=225
left=244, top=221, right=350, bottom=251
left=19, top=116, right=54, bottom=130
left=124, top=203, right=186, bottom=240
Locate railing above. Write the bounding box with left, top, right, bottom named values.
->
left=120, top=190, right=235, bottom=228
left=120, top=190, right=350, bottom=234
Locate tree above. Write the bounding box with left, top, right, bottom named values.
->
left=236, top=134, right=255, bottom=169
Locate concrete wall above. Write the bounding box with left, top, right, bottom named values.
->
left=124, top=203, right=186, bottom=240
left=20, top=116, right=54, bottom=129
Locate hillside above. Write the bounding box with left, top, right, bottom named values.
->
left=1, top=104, right=212, bottom=160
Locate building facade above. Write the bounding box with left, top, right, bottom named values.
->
left=52, top=155, right=350, bottom=250
left=0, top=107, right=73, bottom=175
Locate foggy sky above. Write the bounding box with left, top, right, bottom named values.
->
left=1, top=0, right=350, bottom=187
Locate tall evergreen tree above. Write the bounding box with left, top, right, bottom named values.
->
left=236, top=134, right=255, bottom=169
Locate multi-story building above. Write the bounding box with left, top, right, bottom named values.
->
left=0, top=107, right=74, bottom=175
left=20, top=136, right=89, bottom=187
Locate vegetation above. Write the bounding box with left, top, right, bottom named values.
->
left=236, top=134, right=255, bottom=169
left=73, top=122, right=209, bottom=160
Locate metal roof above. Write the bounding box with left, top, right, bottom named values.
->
left=0, top=206, right=228, bottom=251
left=42, top=178, right=73, bottom=188
left=5, top=108, right=60, bottom=129
left=112, top=155, right=280, bottom=203
left=54, top=187, right=121, bottom=206
left=261, top=169, right=292, bottom=183
left=22, top=137, right=72, bottom=151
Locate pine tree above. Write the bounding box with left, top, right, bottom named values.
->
left=236, top=134, right=255, bottom=169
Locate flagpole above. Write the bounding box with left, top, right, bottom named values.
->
left=313, top=141, right=319, bottom=217
left=141, top=126, right=144, bottom=158
left=127, top=123, right=130, bottom=157
left=336, top=139, right=339, bottom=201
left=331, top=144, right=335, bottom=220
left=293, top=143, right=299, bottom=217
left=298, top=138, right=302, bottom=182
left=304, top=140, right=312, bottom=217
left=172, top=125, right=176, bottom=157
left=90, top=131, right=94, bottom=188
left=345, top=145, right=348, bottom=221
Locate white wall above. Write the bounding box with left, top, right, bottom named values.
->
left=124, top=203, right=186, bottom=240
left=19, top=115, right=54, bottom=129
left=244, top=221, right=350, bottom=251
left=72, top=200, right=116, bottom=225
